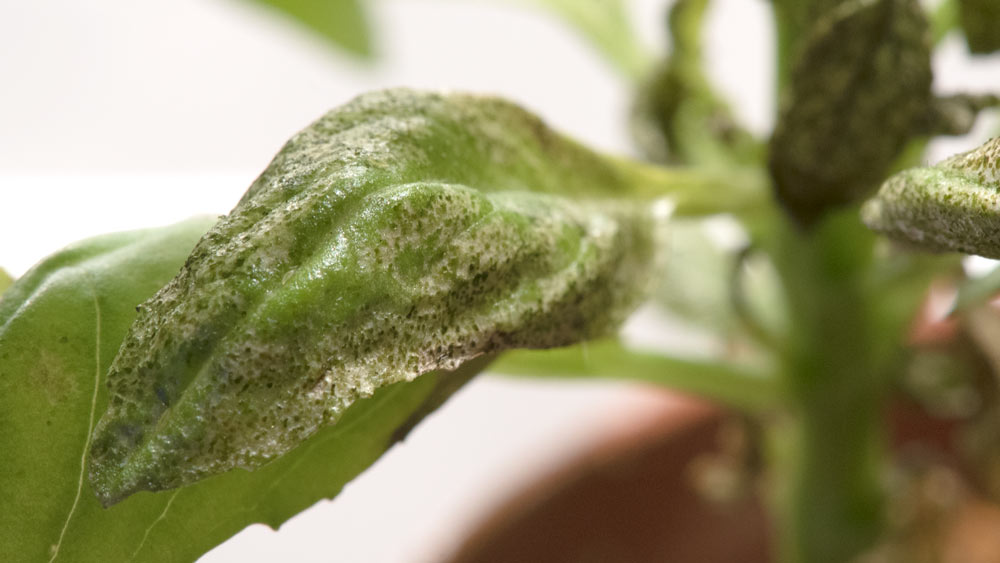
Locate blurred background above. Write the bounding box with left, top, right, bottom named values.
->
left=1, top=0, right=998, bottom=561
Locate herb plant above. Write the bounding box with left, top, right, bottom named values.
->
left=4, top=1, right=1000, bottom=562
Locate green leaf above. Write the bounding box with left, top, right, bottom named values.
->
left=88, top=89, right=683, bottom=505
left=519, top=0, right=649, bottom=79
left=493, top=339, right=779, bottom=412
left=862, top=137, right=1000, bottom=258
left=244, top=0, right=373, bottom=58
left=0, top=267, right=12, bottom=296
left=957, top=0, right=1000, bottom=53
left=0, top=217, right=485, bottom=562
left=769, top=0, right=933, bottom=224
left=632, top=0, right=762, bottom=168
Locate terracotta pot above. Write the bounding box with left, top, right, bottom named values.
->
left=441, top=287, right=1000, bottom=562
left=445, top=391, right=771, bottom=563
left=441, top=391, right=1000, bottom=563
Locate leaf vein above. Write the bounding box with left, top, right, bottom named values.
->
left=48, top=283, right=103, bottom=562
left=129, top=490, right=180, bottom=561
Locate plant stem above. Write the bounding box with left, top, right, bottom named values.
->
left=619, top=158, right=769, bottom=218
left=493, top=340, right=780, bottom=413
left=770, top=379, right=886, bottom=563
left=767, top=209, right=890, bottom=563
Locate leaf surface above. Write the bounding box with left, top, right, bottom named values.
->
left=89, top=89, right=670, bottom=505
left=769, top=0, right=932, bottom=223
left=244, top=0, right=373, bottom=57
left=0, top=217, right=483, bottom=562
left=863, top=137, right=1000, bottom=258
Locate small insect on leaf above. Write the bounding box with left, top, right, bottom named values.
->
left=863, top=137, right=1000, bottom=258
left=88, top=89, right=667, bottom=505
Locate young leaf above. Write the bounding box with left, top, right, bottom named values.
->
left=862, top=137, right=1000, bottom=258
left=88, top=89, right=669, bottom=505
left=242, top=0, right=373, bottom=58
left=0, top=217, right=484, bottom=562
left=957, top=0, right=1000, bottom=53
left=769, top=0, right=933, bottom=224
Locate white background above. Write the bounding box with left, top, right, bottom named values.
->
left=1, top=0, right=998, bottom=561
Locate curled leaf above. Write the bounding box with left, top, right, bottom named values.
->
left=89, top=89, right=666, bottom=504
left=769, top=0, right=933, bottom=223
left=862, top=137, right=1000, bottom=258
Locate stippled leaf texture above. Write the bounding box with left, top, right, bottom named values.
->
left=0, top=217, right=486, bottom=562
left=89, top=89, right=664, bottom=505
left=243, top=0, right=372, bottom=58
left=769, top=0, right=932, bottom=223
left=632, top=0, right=761, bottom=168
left=958, top=0, right=1000, bottom=53
left=863, top=137, right=1000, bottom=258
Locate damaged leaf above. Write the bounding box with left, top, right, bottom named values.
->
left=89, top=89, right=670, bottom=505
left=863, top=137, right=1000, bottom=258
left=769, top=0, right=932, bottom=223
left=0, top=217, right=485, bottom=562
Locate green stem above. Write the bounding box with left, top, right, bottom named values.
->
left=492, top=339, right=780, bottom=413
left=767, top=210, right=890, bottom=563
left=770, top=381, right=886, bottom=563
left=619, top=159, right=769, bottom=218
